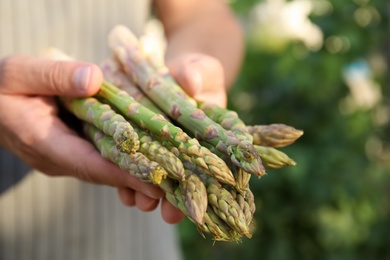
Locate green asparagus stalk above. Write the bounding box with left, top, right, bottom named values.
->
left=179, top=172, right=208, bottom=225
left=42, top=47, right=74, bottom=61
left=233, top=168, right=252, bottom=194
left=62, top=97, right=140, bottom=154
left=83, top=123, right=166, bottom=185
left=197, top=101, right=253, bottom=143
left=108, top=25, right=265, bottom=178
left=255, top=145, right=297, bottom=169
left=230, top=188, right=256, bottom=227
left=97, top=81, right=236, bottom=186
left=100, top=57, right=164, bottom=114
left=160, top=178, right=206, bottom=225
left=159, top=178, right=181, bottom=208
left=140, top=41, right=198, bottom=108
left=247, top=124, right=304, bottom=148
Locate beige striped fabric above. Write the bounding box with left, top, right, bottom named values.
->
left=0, top=0, right=150, bottom=61
left=0, top=1, right=183, bottom=259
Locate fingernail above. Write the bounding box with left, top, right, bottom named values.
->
left=73, top=66, right=91, bottom=91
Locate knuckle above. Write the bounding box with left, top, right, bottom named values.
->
left=41, top=61, right=67, bottom=94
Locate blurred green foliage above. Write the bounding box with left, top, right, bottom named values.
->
left=178, top=0, right=390, bottom=259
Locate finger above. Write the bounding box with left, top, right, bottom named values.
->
left=117, top=187, right=136, bottom=207
left=167, top=55, right=203, bottom=97
left=161, top=198, right=185, bottom=224
left=167, top=53, right=227, bottom=107
left=0, top=55, right=103, bottom=97
left=135, top=192, right=160, bottom=212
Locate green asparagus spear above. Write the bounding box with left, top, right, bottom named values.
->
left=197, top=101, right=253, bottom=143
left=233, top=168, right=252, bottom=194
left=247, top=124, right=304, bottom=148
left=100, top=57, right=164, bottom=114
left=97, top=81, right=236, bottom=186
left=62, top=97, right=139, bottom=154
left=108, top=25, right=264, bottom=178
left=160, top=177, right=207, bottom=225
left=230, top=188, right=256, bottom=227
left=197, top=206, right=241, bottom=242
left=83, top=123, right=166, bottom=184
left=255, top=145, right=296, bottom=169
left=179, top=172, right=208, bottom=225
left=140, top=42, right=198, bottom=108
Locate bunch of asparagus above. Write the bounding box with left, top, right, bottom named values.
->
left=48, top=25, right=303, bottom=242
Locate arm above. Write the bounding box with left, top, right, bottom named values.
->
left=154, top=0, right=244, bottom=107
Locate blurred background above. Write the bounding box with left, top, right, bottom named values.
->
left=177, top=0, right=390, bottom=259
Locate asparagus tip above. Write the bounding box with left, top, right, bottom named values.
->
left=150, top=166, right=167, bottom=185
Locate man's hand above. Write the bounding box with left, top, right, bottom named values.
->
left=0, top=55, right=184, bottom=224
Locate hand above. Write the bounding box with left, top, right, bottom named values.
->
left=0, top=55, right=183, bottom=224
left=167, top=53, right=227, bottom=108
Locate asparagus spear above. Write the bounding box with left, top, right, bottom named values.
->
left=233, top=167, right=252, bottom=194
left=197, top=206, right=241, bottom=242
left=139, top=40, right=198, bottom=108
left=62, top=97, right=140, bottom=154
left=97, top=82, right=236, bottom=186
left=255, top=145, right=297, bottom=169
left=160, top=178, right=205, bottom=225
left=100, top=57, right=164, bottom=114
left=179, top=172, right=208, bottom=225
left=247, top=124, right=304, bottom=148
left=197, top=101, right=253, bottom=143
left=108, top=25, right=265, bottom=178
left=83, top=123, right=166, bottom=185
left=230, top=188, right=256, bottom=227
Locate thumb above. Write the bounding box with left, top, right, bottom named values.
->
left=0, top=55, right=103, bottom=97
